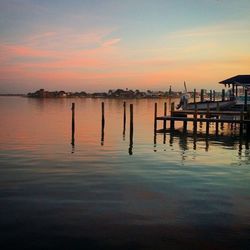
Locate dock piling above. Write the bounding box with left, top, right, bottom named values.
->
left=244, top=88, right=248, bottom=112
left=240, top=111, right=244, bottom=136
left=163, top=102, right=167, bottom=131
left=170, top=102, right=175, bottom=130
left=154, top=103, right=157, bottom=132
left=101, top=102, right=105, bottom=145
left=213, top=90, right=216, bottom=102
left=193, top=103, right=198, bottom=133
left=71, top=103, right=75, bottom=147
left=129, top=104, right=134, bottom=155
left=222, top=89, right=225, bottom=101
left=102, top=102, right=105, bottom=127
left=123, top=102, right=126, bottom=139
left=206, top=103, right=210, bottom=134
left=200, top=89, right=204, bottom=102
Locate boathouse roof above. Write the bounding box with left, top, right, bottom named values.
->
left=219, top=75, right=250, bottom=87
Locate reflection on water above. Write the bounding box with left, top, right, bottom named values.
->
left=155, top=130, right=249, bottom=159
left=0, top=97, right=250, bottom=249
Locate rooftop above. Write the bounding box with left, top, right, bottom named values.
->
left=219, top=75, right=250, bottom=87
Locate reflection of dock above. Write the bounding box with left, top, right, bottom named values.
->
left=159, top=128, right=243, bottom=145
left=154, top=128, right=249, bottom=156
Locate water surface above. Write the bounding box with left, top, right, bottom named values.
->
left=0, top=97, right=250, bottom=249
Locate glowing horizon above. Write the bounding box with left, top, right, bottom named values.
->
left=0, top=0, right=250, bottom=93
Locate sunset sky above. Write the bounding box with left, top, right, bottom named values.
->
left=0, top=0, right=250, bottom=93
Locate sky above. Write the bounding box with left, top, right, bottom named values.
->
left=0, top=0, right=250, bottom=93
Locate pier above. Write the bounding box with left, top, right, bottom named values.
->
left=154, top=102, right=250, bottom=136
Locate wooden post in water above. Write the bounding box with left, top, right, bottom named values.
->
left=240, top=110, right=244, bottom=137
left=163, top=102, right=167, bottom=131
left=247, top=111, right=250, bottom=138
left=130, top=104, right=133, bottom=132
left=71, top=103, right=75, bottom=146
left=206, top=102, right=210, bottom=135
left=182, top=97, right=187, bottom=133
left=244, top=88, right=248, bottom=112
left=163, top=130, right=166, bottom=144
left=154, top=103, right=157, bottom=132
left=129, top=104, right=134, bottom=155
left=102, top=102, right=105, bottom=127
left=210, top=90, right=212, bottom=101
left=194, top=89, right=196, bottom=103
left=170, top=102, right=175, bottom=130
left=72, top=102, right=75, bottom=129
left=215, top=102, right=219, bottom=135
left=200, top=89, right=204, bottom=102
left=213, top=90, right=216, bottom=102
left=193, top=102, right=197, bottom=133
left=183, top=119, right=187, bottom=133
left=123, top=101, right=126, bottom=126
left=222, top=89, right=225, bottom=101
left=101, top=102, right=105, bottom=146
left=123, top=102, right=126, bottom=139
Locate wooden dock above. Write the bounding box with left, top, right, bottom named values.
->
left=154, top=102, right=250, bottom=136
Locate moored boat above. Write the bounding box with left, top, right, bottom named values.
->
left=182, top=100, right=236, bottom=110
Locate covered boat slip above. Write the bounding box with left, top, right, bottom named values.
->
left=219, top=75, right=250, bottom=107
left=219, top=75, right=250, bottom=97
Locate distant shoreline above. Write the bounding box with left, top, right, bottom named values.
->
left=0, top=94, right=178, bottom=99
left=0, top=94, right=26, bottom=97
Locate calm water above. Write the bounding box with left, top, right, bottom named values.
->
left=0, top=96, right=250, bottom=249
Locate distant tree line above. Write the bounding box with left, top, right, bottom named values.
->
left=27, top=88, right=181, bottom=98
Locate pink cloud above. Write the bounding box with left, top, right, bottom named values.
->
left=0, top=44, right=58, bottom=58
left=102, top=38, right=121, bottom=47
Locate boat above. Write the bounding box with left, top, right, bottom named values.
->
left=176, top=81, right=236, bottom=110
left=179, top=100, right=236, bottom=110
left=236, top=95, right=250, bottom=105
